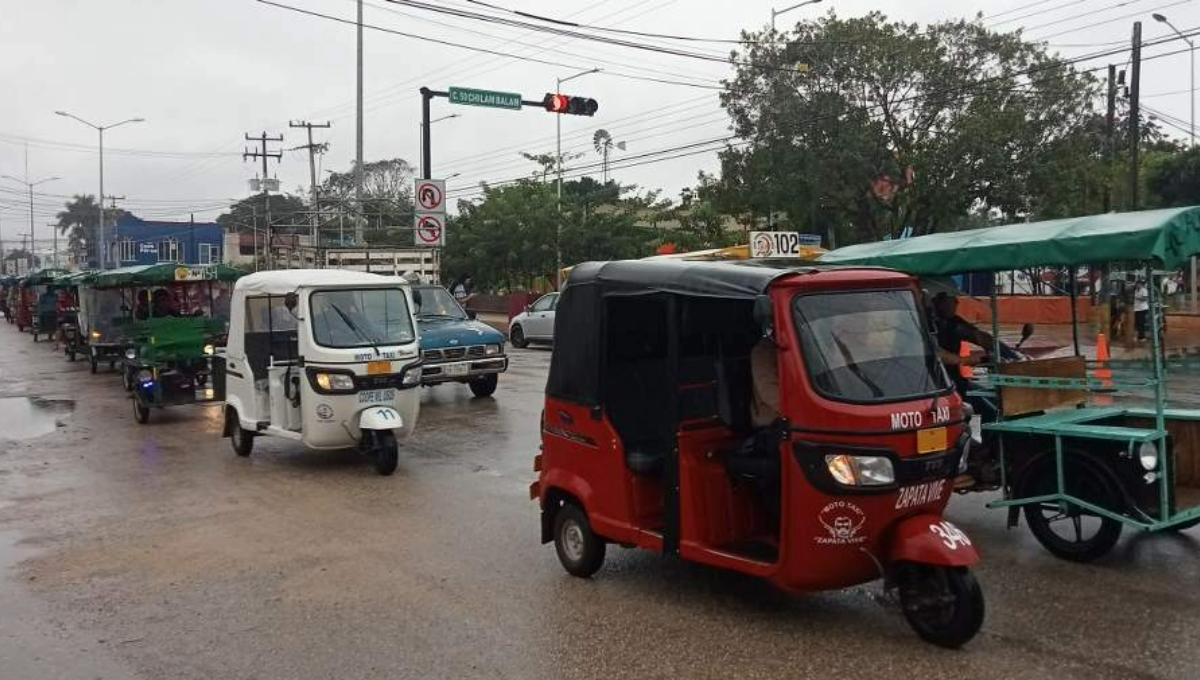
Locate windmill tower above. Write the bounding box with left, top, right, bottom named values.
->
left=593, top=129, right=626, bottom=184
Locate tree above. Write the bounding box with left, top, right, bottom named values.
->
left=1144, top=146, right=1200, bottom=208
left=321, top=158, right=416, bottom=244
left=216, top=193, right=307, bottom=235
left=55, top=195, right=129, bottom=268
left=442, top=176, right=655, bottom=291
left=715, top=13, right=1100, bottom=245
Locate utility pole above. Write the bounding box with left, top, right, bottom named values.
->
left=356, top=0, right=365, bottom=247
left=1129, top=21, right=1143, bottom=212
left=243, top=132, right=283, bottom=269
left=1104, top=64, right=1116, bottom=214
left=289, top=120, right=331, bottom=252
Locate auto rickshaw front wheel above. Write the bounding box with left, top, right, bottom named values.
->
left=896, top=563, right=984, bottom=649
left=229, top=412, right=255, bottom=458
left=367, top=430, right=399, bottom=476
left=553, top=503, right=606, bottom=578
left=132, top=393, right=151, bottom=424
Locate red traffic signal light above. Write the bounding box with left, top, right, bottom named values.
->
left=542, top=93, right=598, bottom=117
left=542, top=93, right=569, bottom=113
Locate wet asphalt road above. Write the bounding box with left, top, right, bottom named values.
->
left=1, top=324, right=1200, bottom=680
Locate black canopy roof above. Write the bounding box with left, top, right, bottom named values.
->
left=548, top=258, right=881, bottom=405
left=565, top=258, right=845, bottom=299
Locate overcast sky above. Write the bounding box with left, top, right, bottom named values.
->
left=1, top=0, right=1197, bottom=248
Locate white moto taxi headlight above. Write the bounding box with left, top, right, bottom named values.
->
left=1139, top=442, right=1159, bottom=471
left=136, top=369, right=154, bottom=384
left=825, top=454, right=896, bottom=487
left=203, top=344, right=215, bottom=356
left=316, top=373, right=355, bottom=391
left=485, top=344, right=501, bottom=355
left=125, top=348, right=137, bottom=359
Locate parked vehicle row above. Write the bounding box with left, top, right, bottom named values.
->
left=5, top=266, right=509, bottom=477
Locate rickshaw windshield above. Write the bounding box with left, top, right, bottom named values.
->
left=310, top=288, right=415, bottom=349
left=792, top=289, right=950, bottom=403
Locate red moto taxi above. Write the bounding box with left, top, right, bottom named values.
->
left=532, top=259, right=984, bottom=647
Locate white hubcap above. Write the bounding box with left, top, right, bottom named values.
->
left=562, top=521, right=586, bottom=562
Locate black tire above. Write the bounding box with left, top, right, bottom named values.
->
left=897, top=564, right=985, bottom=649
left=31, top=331, right=38, bottom=342
left=132, top=393, right=151, bottom=424
left=89, top=353, right=98, bottom=374
left=1021, top=461, right=1123, bottom=563
left=553, top=503, right=606, bottom=578
left=371, top=430, right=399, bottom=476
left=510, top=325, right=528, bottom=349
left=67, top=348, right=76, bottom=362
left=469, top=373, right=498, bottom=398
left=229, top=410, right=255, bottom=457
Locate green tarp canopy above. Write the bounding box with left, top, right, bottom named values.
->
left=91, top=263, right=244, bottom=288
left=819, top=206, right=1200, bottom=275
left=21, top=269, right=72, bottom=287
left=131, top=317, right=226, bottom=363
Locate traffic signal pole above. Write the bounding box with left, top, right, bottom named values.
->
left=418, top=85, right=599, bottom=289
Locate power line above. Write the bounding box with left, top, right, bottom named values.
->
left=447, top=40, right=1200, bottom=198
left=1028, top=0, right=1194, bottom=40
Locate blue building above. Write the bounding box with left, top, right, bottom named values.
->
left=107, top=214, right=224, bottom=268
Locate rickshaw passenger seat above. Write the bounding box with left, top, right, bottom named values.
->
left=715, top=356, right=752, bottom=433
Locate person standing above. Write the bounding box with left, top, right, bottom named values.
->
left=1163, top=275, right=1180, bottom=309
left=1134, top=278, right=1150, bottom=342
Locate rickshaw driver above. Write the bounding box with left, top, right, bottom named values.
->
left=930, top=292, right=1023, bottom=425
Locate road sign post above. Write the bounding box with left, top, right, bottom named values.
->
left=414, top=178, right=447, bottom=248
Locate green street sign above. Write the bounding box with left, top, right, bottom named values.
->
left=448, top=87, right=522, bottom=111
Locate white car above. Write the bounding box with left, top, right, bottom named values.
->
left=508, top=293, right=558, bottom=348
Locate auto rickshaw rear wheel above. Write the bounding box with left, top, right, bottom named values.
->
left=896, top=563, right=984, bottom=649
left=1021, top=460, right=1122, bottom=562
left=469, top=373, right=498, bottom=398
left=370, top=431, right=399, bottom=476
left=89, top=353, right=98, bottom=374
left=553, top=503, right=606, bottom=578
left=132, top=393, right=151, bottom=424
left=227, top=408, right=255, bottom=457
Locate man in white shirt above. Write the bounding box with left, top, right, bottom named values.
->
left=1134, top=279, right=1150, bottom=342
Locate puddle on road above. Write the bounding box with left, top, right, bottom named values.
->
left=0, top=397, right=75, bottom=441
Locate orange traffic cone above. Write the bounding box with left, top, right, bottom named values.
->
left=1096, top=333, right=1113, bottom=405
left=959, top=341, right=973, bottom=379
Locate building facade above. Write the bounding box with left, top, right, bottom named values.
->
left=108, top=214, right=223, bottom=267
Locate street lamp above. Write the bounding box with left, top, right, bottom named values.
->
left=555, top=67, right=601, bottom=290
left=1, top=174, right=60, bottom=268
left=772, top=0, right=822, bottom=30
left=1152, top=13, right=1197, bottom=310
left=419, top=113, right=461, bottom=179
left=54, top=111, right=145, bottom=268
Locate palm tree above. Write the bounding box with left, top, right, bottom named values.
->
left=56, top=195, right=125, bottom=268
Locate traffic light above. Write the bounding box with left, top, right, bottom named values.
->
left=542, top=93, right=598, bottom=117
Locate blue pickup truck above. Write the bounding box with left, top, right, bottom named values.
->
left=412, top=284, right=507, bottom=397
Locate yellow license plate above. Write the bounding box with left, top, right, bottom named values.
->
left=367, top=360, right=391, bottom=375
left=917, top=427, right=948, bottom=454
